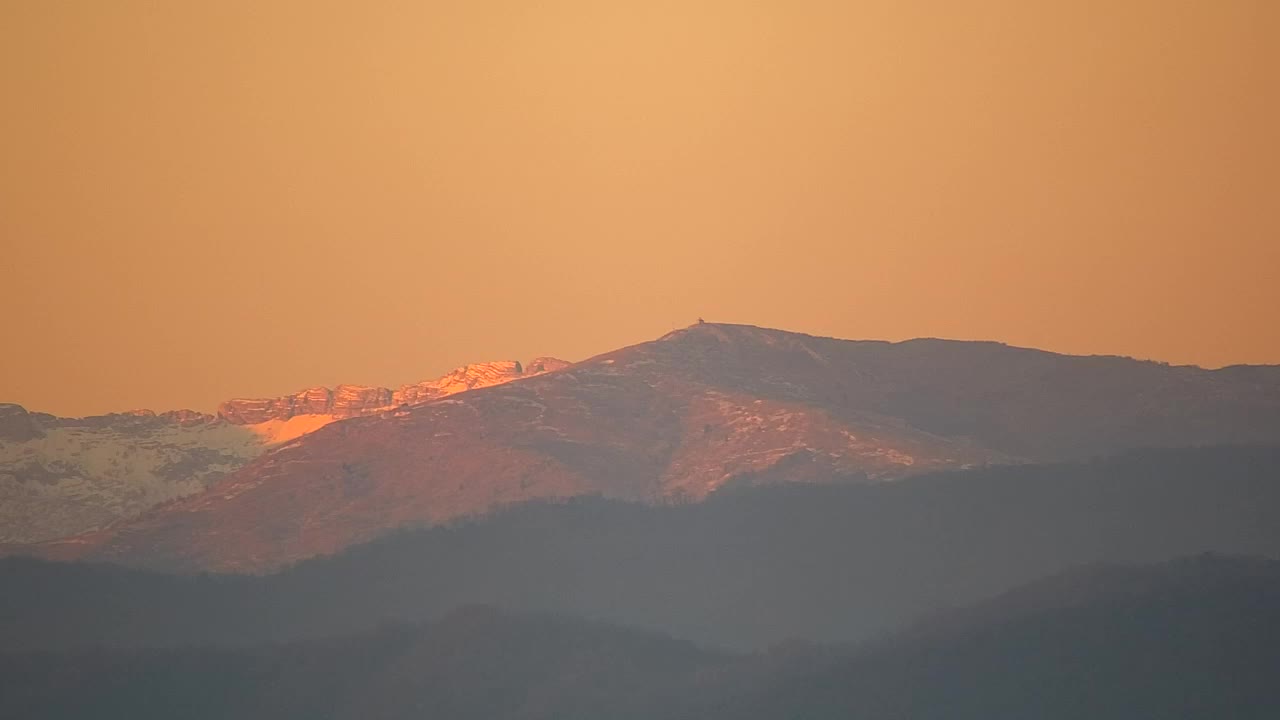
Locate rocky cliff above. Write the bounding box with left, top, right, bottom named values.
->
left=216, top=386, right=392, bottom=425
left=216, top=360, right=564, bottom=424
left=0, top=404, right=43, bottom=443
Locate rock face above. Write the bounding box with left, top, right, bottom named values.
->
left=28, top=323, right=1280, bottom=574
left=217, top=386, right=392, bottom=425
left=1, top=358, right=570, bottom=544
left=0, top=404, right=43, bottom=443
left=160, top=409, right=220, bottom=426
left=392, top=361, right=528, bottom=406
left=216, top=361, right=561, bottom=424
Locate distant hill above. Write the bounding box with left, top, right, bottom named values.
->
left=0, top=606, right=725, bottom=720
left=706, top=554, right=1280, bottom=720
left=4, top=446, right=1278, bottom=651
left=21, top=322, right=1280, bottom=572
left=4, top=555, right=1277, bottom=719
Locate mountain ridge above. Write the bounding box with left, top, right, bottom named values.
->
left=0, top=357, right=571, bottom=543
left=20, top=322, right=1280, bottom=571
left=8, top=322, right=1280, bottom=565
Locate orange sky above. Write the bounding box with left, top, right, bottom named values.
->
left=2, top=1, right=1277, bottom=417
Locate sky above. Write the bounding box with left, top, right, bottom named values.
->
left=2, top=0, right=1277, bottom=417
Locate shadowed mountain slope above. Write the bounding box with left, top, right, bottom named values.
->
left=707, top=554, right=1280, bottom=720
left=0, top=607, right=726, bottom=720
left=4, top=447, right=1278, bottom=651
left=3, top=556, right=1277, bottom=720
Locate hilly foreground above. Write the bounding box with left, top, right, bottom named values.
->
left=3, top=555, right=1277, bottom=720
left=19, top=322, right=1280, bottom=572
left=4, top=446, right=1278, bottom=650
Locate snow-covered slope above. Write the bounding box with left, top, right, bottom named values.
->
left=0, top=409, right=262, bottom=543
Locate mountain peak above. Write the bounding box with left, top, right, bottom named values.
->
left=656, top=321, right=859, bottom=350
left=660, top=320, right=764, bottom=341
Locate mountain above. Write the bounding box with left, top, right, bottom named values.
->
left=4, top=555, right=1277, bottom=719
left=0, top=359, right=566, bottom=543
left=21, top=322, right=1280, bottom=572
left=4, top=447, right=1278, bottom=651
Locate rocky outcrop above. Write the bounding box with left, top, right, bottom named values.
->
left=217, top=385, right=393, bottom=425
left=217, top=360, right=569, bottom=425
left=392, top=361, right=526, bottom=406
left=0, top=404, right=43, bottom=444
left=159, top=409, right=219, bottom=426
left=333, top=385, right=394, bottom=415
left=47, top=409, right=218, bottom=431
left=0, top=404, right=218, bottom=444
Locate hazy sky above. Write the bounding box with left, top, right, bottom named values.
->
left=2, top=1, right=1277, bottom=416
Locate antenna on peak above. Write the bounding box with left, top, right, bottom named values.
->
left=696, top=317, right=705, bottom=324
